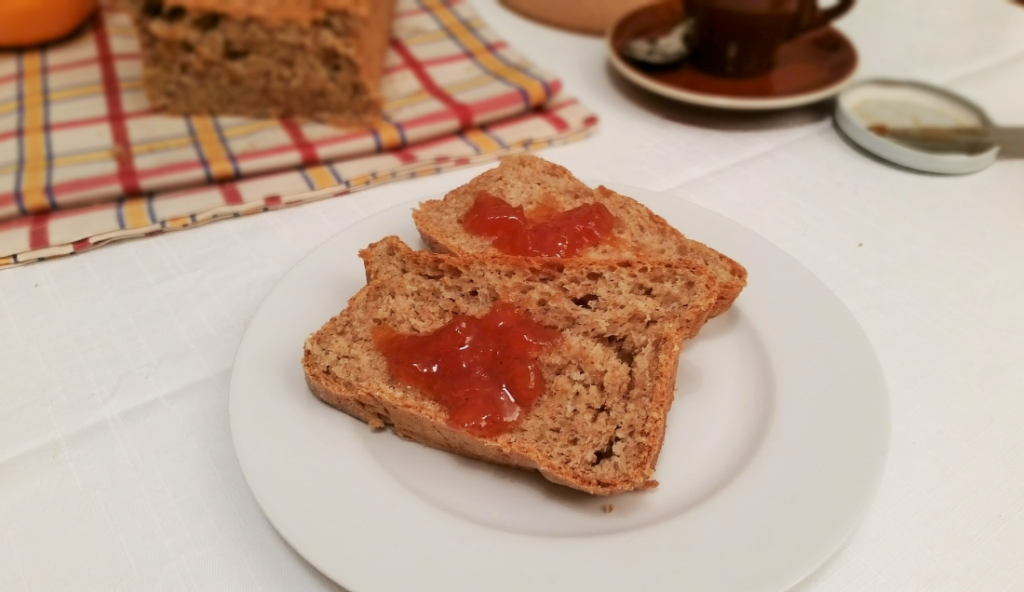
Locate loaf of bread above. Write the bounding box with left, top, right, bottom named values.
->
left=303, top=236, right=719, bottom=494
left=413, top=155, right=747, bottom=317
left=125, top=0, right=395, bottom=124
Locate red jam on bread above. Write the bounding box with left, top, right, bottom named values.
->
left=463, top=192, right=616, bottom=257
left=372, top=302, right=561, bottom=437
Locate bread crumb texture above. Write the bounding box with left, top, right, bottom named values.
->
left=124, top=0, right=393, bottom=124
left=413, top=154, right=747, bottom=317
left=303, top=237, right=718, bottom=494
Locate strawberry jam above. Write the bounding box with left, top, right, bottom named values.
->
left=463, top=192, right=616, bottom=257
left=372, top=302, right=561, bottom=437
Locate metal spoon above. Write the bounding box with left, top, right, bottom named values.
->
left=620, top=20, right=692, bottom=66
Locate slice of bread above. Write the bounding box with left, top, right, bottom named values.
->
left=302, top=236, right=719, bottom=494
left=413, top=155, right=747, bottom=317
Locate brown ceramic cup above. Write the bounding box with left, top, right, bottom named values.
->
left=684, top=0, right=855, bottom=77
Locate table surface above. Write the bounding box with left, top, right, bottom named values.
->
left=2, top=1, right=1023, bottom=590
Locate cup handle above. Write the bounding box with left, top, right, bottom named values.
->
left=795, top=0, right=856, bottom=36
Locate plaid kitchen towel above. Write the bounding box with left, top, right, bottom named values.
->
left=0, top=0, right=598, bottom=267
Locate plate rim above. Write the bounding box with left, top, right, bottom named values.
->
left=229, top=185, right=890, bottom=592
left=605, top=5, right=860, bottom=111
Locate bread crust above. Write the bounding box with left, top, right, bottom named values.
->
left=413, top=155, right=747, bottom=317
left=125, top=0, right=394, bottom=125
left=167, top=0, right=372, bottom=24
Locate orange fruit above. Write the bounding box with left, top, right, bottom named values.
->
left=0, top=0, right=98, bottom=48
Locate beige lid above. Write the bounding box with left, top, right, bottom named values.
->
left=501, top=0, right=662, bottom=35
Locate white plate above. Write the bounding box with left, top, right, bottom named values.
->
left=229, top=184, right=889, bottom=592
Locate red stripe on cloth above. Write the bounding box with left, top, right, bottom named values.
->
left=486, top=99, right=579, bottom=132
left=395, top=90, right=525, bottom=131
left=541, top=110, right=570, bottom=133
left=72, top=239, right=91, bottom=251
left=390, top=39, right=474, bottom=129
left=306, top=129, right=374, bottom=150
left=397, top=109, right=459, bottom=129
left=221, top=183, right=244, bottom=205
left=25, top=158, right=201, bottom=198
left=28, top=214, right=50, bottom=250
left=0, top=201, right=112, bottom=231
left=264, top=195, right=282, bottom=206
left=4, top=123, right=361, bottom=200
left=448, top=92, right=523, bottom=120
left=0, top=53, right=140, bottom=86
left=0, top=109, right=154, bottom=143
left=280, top=120, right=318, bottom=165
left=222, top=128, right=368, bottom=161
left=382, top=41, right=508, bottom=74
left=395, top=150, right=417, bottom=164
left=0, top=101, right=490, bottom=204
left=92, top=13, right=141, bottom=196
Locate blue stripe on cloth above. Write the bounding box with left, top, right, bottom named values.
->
left=13, top=52, right=27, bottom=216
left=459, top=132, right=482, bottom=154
left=184, top=117, right=213, bottom=183
left=481, top=127, right=508, bottom=149
left=145, top=192, right=157, bottom=222
left=326, top=165, right=344, bottom=185
left=212, top=117, right=242, bottom=178
left=41, top=49, right=57, bottom=210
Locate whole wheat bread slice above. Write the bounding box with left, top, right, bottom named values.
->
left=302, top=236, right=718, bottom=494
left=413, top=155, right=747, bottom=317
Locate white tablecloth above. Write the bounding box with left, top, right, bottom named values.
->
left=2, top=1, right=1022, bottom=590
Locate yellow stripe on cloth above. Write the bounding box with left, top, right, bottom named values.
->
left=305, top=165, right=337, bottom=190
left=383, top=90, right=431, bottom=112
left=164, top=216, right=191, bottom=229
left=0, top=81, right=144, bottom=118
left=0, top=120, right=281, bottom=176
left=19, top=52, right=48, bottom=214
left=189, top=116, right=236, bottom=181
left=402, top=29, right=456, bottom=46
left=402, top=18, right=484, bottom=45
left=374, top=121, right=404, bottom=151
left=349, top=174, right=373, bottom=187
left=384, top=73, right=502, bottom=112
left=422, top=0, right=547, bottom=107
left=121, top=196, right=151, bottom=229
left=50, top=80, right=144, bottom=104
left=463, top=128, right=501, bottom=154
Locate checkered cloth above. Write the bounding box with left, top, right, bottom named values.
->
left=0, top=0, right=597, bottom=267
